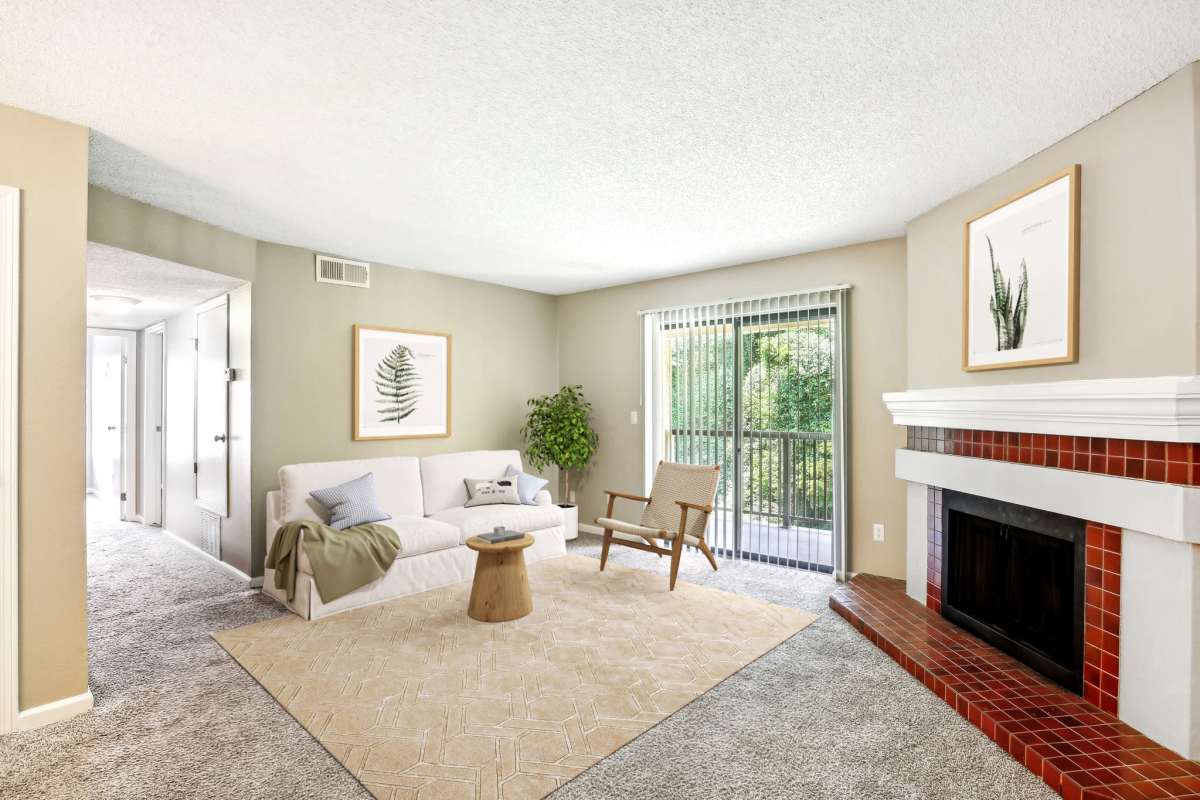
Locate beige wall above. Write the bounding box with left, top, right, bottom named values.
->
left=557, top=238, right=908, bottom=578
left=906, top=63, right=1200, bottom=389
left=0, top=104, right=90, bottom=710
left=249, top=242, right=560, bottom=574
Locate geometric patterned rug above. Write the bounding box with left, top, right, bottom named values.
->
left=214, top=554, right=816, bottom=800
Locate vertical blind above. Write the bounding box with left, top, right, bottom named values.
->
left=641, top=287, right=850, bottom=579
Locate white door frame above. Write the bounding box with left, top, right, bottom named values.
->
left=194, top=294, right=229, bottom=516
left=87, top=327, right=138, bottom=521
left=1, top=185, right=20, bottom=735
left=141, top=323, right=166, bottom=526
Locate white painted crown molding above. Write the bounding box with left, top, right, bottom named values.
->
left=883, top=376, right=1200, bottom=441
left=0, top=185, right=18, bottom=736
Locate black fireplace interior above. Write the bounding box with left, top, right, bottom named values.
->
left=942, top=491, right=1085, bottom=693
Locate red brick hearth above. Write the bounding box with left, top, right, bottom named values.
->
left=831, top=575, right=1200, bottom=799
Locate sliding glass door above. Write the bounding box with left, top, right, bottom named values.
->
left=643, top=289, right=848, bottom=577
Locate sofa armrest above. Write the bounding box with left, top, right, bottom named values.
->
left=533, top=489, right=553, bottom=506
left=265, top=490, right=283, bottom=567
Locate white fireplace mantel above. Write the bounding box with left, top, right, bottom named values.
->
left=884, top=375, right=1200, bottom=441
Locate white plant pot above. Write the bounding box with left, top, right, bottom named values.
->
left=557, top=503, right=579, bottom=541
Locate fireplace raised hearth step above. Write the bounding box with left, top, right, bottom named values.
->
left=831, top=574, right=1200, bottom=800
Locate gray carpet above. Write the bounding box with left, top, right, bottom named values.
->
left=0, top=511, right=1055, bottom=799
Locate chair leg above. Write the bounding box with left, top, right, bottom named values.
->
left=600, top=529, right=613, bottom=571
left=698, top=539, right=719, bottom=572
left=668, top=534, right=685, bottom=590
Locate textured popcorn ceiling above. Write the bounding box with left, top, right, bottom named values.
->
left=4, top=2, right=1200, bottom=294
left=86, top=243, right=245, bottom=330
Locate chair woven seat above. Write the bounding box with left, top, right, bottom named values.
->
left=594, top=461, right=720, bottom=590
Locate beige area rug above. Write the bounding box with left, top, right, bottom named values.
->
left=215, top=554, right=816, bottom=800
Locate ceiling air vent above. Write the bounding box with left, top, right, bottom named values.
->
left=315, top=254, right=371, bottom=288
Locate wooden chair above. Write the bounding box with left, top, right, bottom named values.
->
left=595, top=461, right=721, bottom=590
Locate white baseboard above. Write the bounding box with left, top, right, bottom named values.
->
left=578, top=523, right=603, bottom=536
left=163, top=528, right=257, bottom=587
left=16, top=689, right=93, bottom=731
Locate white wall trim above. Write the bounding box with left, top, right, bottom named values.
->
left=14, top=690, right=94, bottom=732
left=162, top=527, right=258, bottom=587
left=884, top=375, right=1200, bottom=441
left=895, top=448, right=1200, bottom=543
left=0, top=186, right=18, bottom=735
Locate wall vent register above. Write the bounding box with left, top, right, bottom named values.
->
left=315, top=254, right=370, bottom=288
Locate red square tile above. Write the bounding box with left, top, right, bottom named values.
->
left=1167, top=461, right=1189, bottom=485
left=1145, top=441, right=1166, bottom=460
left=1106, top=457, right=1125, bottom=476
left=1075, top=436, right=1091, bottom=454
left=1091, top=455, right=1106, bottom=473
left=1167, top=442, right=1190, bottom=462
left=1091, top=438, right=1108, bottom=456
left=1047, top=451, right=1059, bottom=468
left=1146, top=460, right=1166, bottom=482
left=1124, top=459, right=1144, bottom=479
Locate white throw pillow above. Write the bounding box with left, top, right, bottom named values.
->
left=463, top=476, right=521, bottom=508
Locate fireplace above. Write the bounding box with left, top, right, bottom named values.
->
left=941, top=491, right=1086, bottom=693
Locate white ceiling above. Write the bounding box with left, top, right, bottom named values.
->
left=4, top=2, right=1200, bottom=295
left=86, top=243, right=245, bottom=330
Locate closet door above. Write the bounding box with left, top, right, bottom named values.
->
left=195, top=296, right=229, bottom=516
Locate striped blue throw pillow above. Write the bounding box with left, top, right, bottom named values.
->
left=309, top=472, right=392, bottom=530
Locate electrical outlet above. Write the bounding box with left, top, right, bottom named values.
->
left=873, top=523, right=885, bottom=542
left=630, top=410, right=638, bottom=425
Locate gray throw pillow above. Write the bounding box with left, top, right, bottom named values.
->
left=463, top=476, right=521, bottom=508
left=505, top=465, right=548, bottom=505
left=309, top=472, right=392, bottom=530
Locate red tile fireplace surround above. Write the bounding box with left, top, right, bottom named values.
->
left=926, top=486, right=1122, bottom=715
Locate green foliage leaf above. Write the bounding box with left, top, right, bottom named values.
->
left=375, top=344, right=421, bottom=422
left=521, top=384, right=599, bottom=473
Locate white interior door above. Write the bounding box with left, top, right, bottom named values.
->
left=195, top=296, right=229, bottom=516
left=87, top=329, right=137, bottom=520
left=142, top=325, right=165, bottom=526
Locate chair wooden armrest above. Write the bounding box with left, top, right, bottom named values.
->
left=605, top=489, right=651, bottom=503
left=674, top=499, right=713, bottom=514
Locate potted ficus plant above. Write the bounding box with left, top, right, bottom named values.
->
left=521, top=385, right=598, bottom=509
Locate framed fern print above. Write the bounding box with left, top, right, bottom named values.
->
left=962, top=165, right=1080, bottom=372
left=353, top=325, right=451, bottom=440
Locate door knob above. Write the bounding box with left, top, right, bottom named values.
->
left=106, top=425, right=118, bottom=431
left=213, top=434, right=227, bottom=442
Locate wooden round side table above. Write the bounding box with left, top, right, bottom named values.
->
left=465, top=534, right=534, bottom=622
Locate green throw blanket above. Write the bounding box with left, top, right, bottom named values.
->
left=267, top=521, right=400, bottom=604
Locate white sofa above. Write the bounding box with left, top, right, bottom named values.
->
left=262, top=449, right=566, bottom=620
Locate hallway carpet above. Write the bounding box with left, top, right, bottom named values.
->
left=0, top=511, right=1055, bottom=799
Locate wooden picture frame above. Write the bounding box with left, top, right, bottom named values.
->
left=353, top=324, right=452, bottom=440
left=962, top=164, right=1080, bottom=372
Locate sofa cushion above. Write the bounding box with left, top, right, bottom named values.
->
left=464, top=476, right=521, bottom=507
left=420, top=450, right=523, bottom=514
left=309, top=472, right=391, bottom=529
left=430, top=503, right=563, bottom=541
left=505, top=465, right=549, bottom=505
left=297, top=515, right=460, bottom=575
left=279, top=457, right=423, bottom=525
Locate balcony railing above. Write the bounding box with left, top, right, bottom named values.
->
left=667, top=427, right=833, bottom=530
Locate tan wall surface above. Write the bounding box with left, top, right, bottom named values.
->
left=557, top=238, right=908, bottom=578
left=249, top=242, right=560, bottom=575
left=906, top=64, right=1199, bottom=389
left=0, top=104, right=90, bottom=710
left=88, top=187, right=256, bottom=283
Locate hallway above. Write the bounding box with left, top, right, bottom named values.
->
left=0, top=502, right=367, bottom=799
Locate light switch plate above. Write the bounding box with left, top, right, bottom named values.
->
left=873, top=523, right=885, bottom=542
left=630, top=410, right=638, bottom=425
